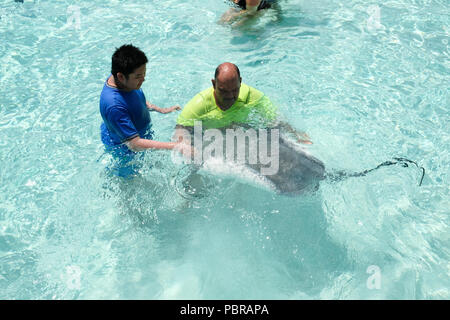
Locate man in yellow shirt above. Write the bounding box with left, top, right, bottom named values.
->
left=173, top=63, right=324, bottom=195
left=174, top=62, right=311, bottom=143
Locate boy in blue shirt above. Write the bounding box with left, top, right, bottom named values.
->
left=100, top=44, right=189, bottom=177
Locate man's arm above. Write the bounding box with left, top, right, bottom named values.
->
left=276, top=121, right=313, bottom=144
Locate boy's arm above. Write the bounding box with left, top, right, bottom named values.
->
left=125, top=136, right=194, bottom=158
left=125, top=136, right=177, bottom=152
left=146, top=101, right=181, bottom=114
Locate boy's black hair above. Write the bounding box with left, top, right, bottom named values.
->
left=111, top=44, right=148, bottom=82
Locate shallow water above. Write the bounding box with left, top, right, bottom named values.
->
left=0, top=0, right=448, bottom=299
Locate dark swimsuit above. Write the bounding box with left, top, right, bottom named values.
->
left=235, top=0, right=273, bottom=10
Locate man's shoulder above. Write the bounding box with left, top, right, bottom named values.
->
left=177, top=87, right=215, bottom=125
left=242, top=83, right=263, bottom=94
left=185, top=87, right=214, bottom=109
left=239, top=83, right=264, bottom=104
left=195, top=87, right=214, bottom=101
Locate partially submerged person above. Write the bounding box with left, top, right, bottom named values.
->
left=174, top=62, right=311, bottom=143
left=220, top=0, right=278, bottom=25
left=173, top=63, right=320, bottom=195
left=99, top=44, right=191, bottom=177
left=235, top=0, right=275, bottom=10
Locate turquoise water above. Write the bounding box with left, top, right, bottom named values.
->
left=0, top=0, right=448, bottom=299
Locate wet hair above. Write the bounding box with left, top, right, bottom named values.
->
left=214, top=63, right=241, bottom=81
left=111, top=44, right=148, bottom=82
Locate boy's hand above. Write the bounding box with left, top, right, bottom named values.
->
left=174, top=142, right=196, bottom=159
left=162, top=105, right=181, bottom=113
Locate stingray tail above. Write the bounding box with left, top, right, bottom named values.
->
left=326, top=157, right=425, bottom=186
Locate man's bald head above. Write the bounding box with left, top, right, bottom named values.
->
left=214, top=62, right=241, bottom=82
left=212, top=63, right=242, bottom=111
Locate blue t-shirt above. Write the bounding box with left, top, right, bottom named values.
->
left=100, top=76, right=153, bottom=147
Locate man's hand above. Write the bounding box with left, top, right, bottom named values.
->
left=277, top=121, right=313, bottom=144
left=296, top=132, right=313, bottom=145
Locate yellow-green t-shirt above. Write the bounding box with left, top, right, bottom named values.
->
left=176, top=83, right=278, bottom=129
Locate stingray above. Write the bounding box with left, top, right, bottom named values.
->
left=173, top=125, right=425, bottom=197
